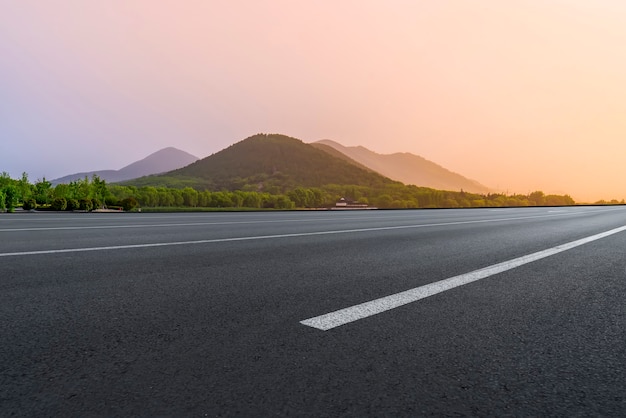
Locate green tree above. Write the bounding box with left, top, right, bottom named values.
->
left=120, top=197, right=139, bottom=211
left=271, top=195, right=295, bottom=209
left=231, top=191, right=244, bottom=208
left=0, top=172, right=12, bottom=189
left=288, top=187, right=315, bottom=207
left=242, top=192, right=262, bottom=208
left=198, top=190, right=211, bottom=207
left=33, top=178, right=53, bottom=205
left=139, top=186, right=159, bottom=207
left=212, top=191, right=233, bottom=207
left=18, top=172, right=33, bottom=203
left=182, top=187, right=199, bottom=207
left=66, top=199, right=79, bottom=211
left=53, top=183, right=70, bottom=200
left=544, top=194, right=574, bottom=206
left=3, top=184, right=18, bottom=212
left=528, top=191, right=545, bottom=206
left=22, top=198, right=37, bottom=210
left=91, top=175, right=108, bottom=207
left=79, top=198, right=93, bottom=211
left=51, top=197, right=67, bottom=211
left=309, top=188, right=327, bottom=207
left=442, top=198, right=459, bottom=208
left=158, top=189, right=175, bottom=206
left=171, top=189, right=184, bottom=206
left=376, top=194, right=393, bottom=208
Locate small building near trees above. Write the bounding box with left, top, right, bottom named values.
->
left=333, top=197, right=371, bottom=209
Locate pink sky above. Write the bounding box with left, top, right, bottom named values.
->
left=1, top=0, right=625, bottom=202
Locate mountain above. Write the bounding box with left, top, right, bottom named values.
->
left=125, top=134, right=398, bottom=191
left=52, top=147, right=199, bottom=184
left=309, top=142, right=374, bottom=173
left=312, top=139, right=490, bottom=193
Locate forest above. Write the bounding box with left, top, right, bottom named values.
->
left=2, top=171, right=620, bottom=212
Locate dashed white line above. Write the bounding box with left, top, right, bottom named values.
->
left=0, top=210, right=621, bottom=257
left=300, top=224, right=626, bottom=331
left=0, top=217, right=371, bottom=232
left=0, top=214, right=445, bottom=231
left=0, top=217, right=547, bottom=256
left=0, top=208, right=612, bottom=232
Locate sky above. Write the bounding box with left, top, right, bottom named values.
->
left=1, top=0, right=625, bottom=202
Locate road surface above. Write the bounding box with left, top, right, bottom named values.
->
left=1, top=207, right=625, bottom=416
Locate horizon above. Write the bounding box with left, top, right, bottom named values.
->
left=2, top=1, right=625, bottom=202
left=4, top=135, right=612, bottom=204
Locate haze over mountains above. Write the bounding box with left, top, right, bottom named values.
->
left=312, top=140, right=490, bottom=194
left=51, top=134, right=491, bottom=195
left=51, top=147, right=199, bottom=184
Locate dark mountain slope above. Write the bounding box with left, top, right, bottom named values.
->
left=127, top=134, right=398, bottom=191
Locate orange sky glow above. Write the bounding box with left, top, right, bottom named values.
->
left=1, top=0, right=625, bottom=202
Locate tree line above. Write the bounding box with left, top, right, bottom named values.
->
left=0, top=172, right=112, bottom=212
left=2, top=171, right=623, bottom=212
left=0, top=173, right=296, bottom=212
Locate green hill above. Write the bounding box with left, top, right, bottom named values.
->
left=124, top=134, right=398, bottom=192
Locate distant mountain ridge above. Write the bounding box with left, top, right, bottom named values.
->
left=125, top=134, right=398, bottom=191
left=51, top=147, right=199, bottom=184
left=312, top=139, right=490, bottom=193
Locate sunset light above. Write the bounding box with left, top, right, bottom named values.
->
left=2, top=1, right=625, bottom=201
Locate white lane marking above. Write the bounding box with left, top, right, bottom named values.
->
left=0, top=218, right=534, bottom=256
left=0, top=208, right=616, bottom=232
left=0, top=213, right=611, bottom=257
left=300, top=224, right=626, bottom=331
left=0, top=213, right=467, bottom=231
left=1, top=208, right=623, bottom=257
left=0, top=210, right=611, bottom=256
left=0, top=215, right=400, bottom=232
left=1, top=220, right=319, bottom=232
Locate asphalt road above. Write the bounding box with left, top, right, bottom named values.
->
left=1, top=207, right=625, bottom=416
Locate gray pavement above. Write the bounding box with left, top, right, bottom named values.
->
left=1, top=207, right=625, bottom=416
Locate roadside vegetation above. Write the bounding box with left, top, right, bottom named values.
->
left=2, top=171, right=623, bottom=212
left=0, top=172, right=130, bottom=212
